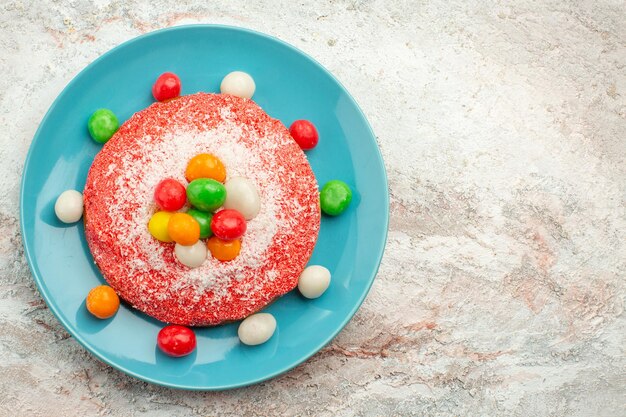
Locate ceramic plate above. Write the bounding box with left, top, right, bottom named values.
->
left=20, top=25, right=388, bottom=390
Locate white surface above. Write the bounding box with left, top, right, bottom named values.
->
left=1, top=0, right=625, bottom=416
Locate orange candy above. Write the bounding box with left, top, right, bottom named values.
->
left=86, top=285, right=120, bottom=319
left=185, top=153, right=226, bottom=183
left=167, top=213, right=200, bottom=246
left=207, top=237, right=241, bottom=261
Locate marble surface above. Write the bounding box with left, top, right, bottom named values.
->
left=1, top=1, right=625, bottom=416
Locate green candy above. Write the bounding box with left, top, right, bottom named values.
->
left=187, top=179, right=226, bottom=212
left=187, top=209, right=213, bottom=239
left=88, top=109, right=119, bottom=144
left=320, top=180, right=352, bottom=216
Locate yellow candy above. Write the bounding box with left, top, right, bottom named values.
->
left=149, top=211, right=174, bottom=242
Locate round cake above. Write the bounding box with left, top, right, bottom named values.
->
left=83, top=93, right=320, bottom=326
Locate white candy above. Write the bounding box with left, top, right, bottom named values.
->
left=174, top=241, right=207, bottom=268
left=223, top=177, right=261, bottom=220
left=220, top=71, right=256, bottom=99
left=54, top=190, right=83, bottom=223
left=298, top=265, right=331, bottom=299
left=238, top=313, right=276, bottom=346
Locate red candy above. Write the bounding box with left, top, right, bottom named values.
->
left=289, top=120, right=319, bottom=150
left=152, top=72, right=182, bottom=102
left=211, top=209, right=247, bottom=240
left=157, top=325, right=196, bottom=357
left=154, top=178, right=186, bottom=211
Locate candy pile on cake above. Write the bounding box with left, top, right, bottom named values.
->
left=148, top=154, right=258, bottom=267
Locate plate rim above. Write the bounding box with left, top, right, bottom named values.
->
left=19, top=24, right=389, bottom=390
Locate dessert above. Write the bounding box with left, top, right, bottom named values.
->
left=289, top=120, right=319, bottom=150
left=152, top=72, right=181, bottom=102
left=83, top=93, right=321, bottom=326
left=237, top=313, right=277, bottom=346
left=297, top=265, right=331, bottom=299
left=85, top=285, right=120, bottom=319
left=220, top=71, right=256, bottom=99
left=87, top=109, right=119, bottom=144
left=52, top=69, right=354, bottom=352
left=54, top=190, right=83, bottom=223
left=320, top=179, right=352, bottom=216
left=157, top=325, right=196, bottom=357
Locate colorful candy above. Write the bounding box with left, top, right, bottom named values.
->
left=207, top=237, right=241, bottom=261
left=54, top=190, right=83, bottom=223
left=298, top=265, right=331, bottom=299
left=174, top=241, right=207, bottom=268
left=185, top=153, right=226, bottom=183
left=289, top=120, right=319, bottom=150
left=186, top=209, right=213, bottom=239
left=211, top=209, right=247, bottom=241
left=238, top=313, right=276, bottom=346
left=186, top=178, right=227, bottom=212
left=152, top=72, right=181, bottom=102
left=320, top=180, right=352, bottom=216
left=86, top=285, right=120, bottom=319
left=157, top=325, right=196, bottom=357
left=148, top=211, right=174, bottom=242
left=154, top=178, right=186, bottom=211
left=167, top=212, right=200, bottom=246
left=88, top=109, right=119, bottom=144
left=223, top=177, right=261, bottom=220
left=220, top=71, right=256, bottom=99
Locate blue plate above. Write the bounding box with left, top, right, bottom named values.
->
left=20, top=25, right=388, bottom=390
